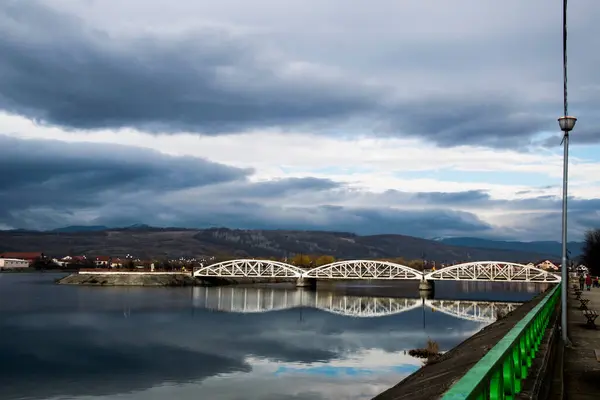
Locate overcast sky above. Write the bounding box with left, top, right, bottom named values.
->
left=0, top=0, right=598, bottom=240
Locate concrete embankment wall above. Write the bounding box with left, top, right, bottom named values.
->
left=58, top=272, right=199, bottom=286
left=57, top=272, right=298, bottom=287
left=78, top=270, right=193, bottom=276
left=373, top=285, right=557, bottom=400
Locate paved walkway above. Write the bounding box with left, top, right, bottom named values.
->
left=564, top=282, right=600, bottom=399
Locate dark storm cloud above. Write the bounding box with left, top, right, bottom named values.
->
left=569, top=127, right=600, bottom=145
left=0, top=134, right=488, bottom=237
left=224, top=178, right=342, bottom=198
left=0, top=135, right=251, bottom=224
left=0, top=135, right=347, bottom=231
left=459, top=195, right=600, bottom=240
left=506, top=195, right=600, bottom=215
left=383, top=96, right=553, bottom=149
left=108, top=202, right=494, bottom=238
left=413, top=190, right=491, bottom=204
left=540, top=125, right=600, bottom=147
left=394, top=189, right=600, bottom=219
left=0, top=135, right=597, bottom=239
left=0, top=135, right=250, bottom=192
left=0, top=2, right=586, bottom=148
left=317, top=207, right=493, bottom=236
left=0, top=3, right=380, bottom=135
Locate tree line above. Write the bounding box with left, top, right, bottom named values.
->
left=583, top=228, right=600, bottom=275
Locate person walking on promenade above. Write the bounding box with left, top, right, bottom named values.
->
left=585, top=274, right=592, bottom=291
left=579, top=273, right=585, bottom=290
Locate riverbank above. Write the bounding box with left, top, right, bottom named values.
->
left=373, top=285, right=555, bottom=400
left=57, top=273, right=200, bottom=286
left=56, top=272, right=300, bottom=287
left=1, top=268, right=79, bottom=273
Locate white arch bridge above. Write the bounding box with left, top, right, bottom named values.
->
left=194, top=259, right=561, bottom=283
left=193, top=286, right=521, bottom=323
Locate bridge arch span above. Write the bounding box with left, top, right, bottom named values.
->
left=194, top=259, right=304, bottom=278
left=303, top=260, right=422, bottom=280
left=424, top=261, right=561, bottom=282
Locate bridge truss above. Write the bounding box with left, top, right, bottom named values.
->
left=303, top=260, right=422, bottom=280
left=194, top=259, right=304, bottom=278
left=424, top=261, right=561, bottom=282
left=195, top=259, right=561, bottom=283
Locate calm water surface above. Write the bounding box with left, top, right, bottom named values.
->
left=0, top=274, right=549, bottom=400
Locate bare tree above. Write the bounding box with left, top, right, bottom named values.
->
left=582, top=228, right=600, bottom=275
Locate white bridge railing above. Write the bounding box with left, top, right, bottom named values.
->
left=194, top=260, right=561, bottom=283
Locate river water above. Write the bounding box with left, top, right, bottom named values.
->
left=0, top=273, right=548, bottom=400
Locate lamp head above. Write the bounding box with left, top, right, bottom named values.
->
left=558, top=116, right=577, bottom=132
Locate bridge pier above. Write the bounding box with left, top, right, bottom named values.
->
left=296, top=277, right=317, bottom=288
left=419, top=289, right=434, bottom=300
left=418, top=279, right=435, bottom=293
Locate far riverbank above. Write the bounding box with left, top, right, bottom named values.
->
left=57, top=272, right=199, bottom=286
left=1, top=268, right=79, bottom=274
left=56, top=272, right=300, bottom=287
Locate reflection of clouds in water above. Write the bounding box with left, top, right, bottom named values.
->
left=272, top=348, right=421, bottom=377
left=0, top=322, right=250, bottom=400
left=71, top=350, right=419, bottom=400
left=0, top=275, right=540, bottom=400
left=4, top=306, right=485, bottom=356
left=0, top=306, right=482, bottom=399
left=196, top=352, right=420, bottom=400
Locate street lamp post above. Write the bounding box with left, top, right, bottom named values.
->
left=559, top=0, right=576, bottom=344
left=559, top=116, right=576, bottom=343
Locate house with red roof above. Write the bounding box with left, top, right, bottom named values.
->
left=0, top=252, right=44, bottom=265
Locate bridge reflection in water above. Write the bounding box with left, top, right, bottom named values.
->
left=192, top=287, right=522, bottom=323
left=454, top=281, right=548, bottom=293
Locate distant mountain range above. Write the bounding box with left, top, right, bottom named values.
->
left=50, top=225, right=111, bottom=233
left=0, top=225, right=575, bottom=262
left=434, top=237, right=583, bottom=258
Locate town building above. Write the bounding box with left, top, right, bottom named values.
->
left=0, top=258, right=29, bottom=269
left=95, top=256, right=113, bottom=267
left=0, top=252, right=44, bottom=265
left=56, top=255, right=88, bottom=266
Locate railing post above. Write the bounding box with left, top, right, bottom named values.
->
left=502, top=356, right=516, bottom=398
left=512, top=346, right=522, bottom=393
left=519, top=336, right=528, bottom=380
left=489, top=369, right=502, bottom=399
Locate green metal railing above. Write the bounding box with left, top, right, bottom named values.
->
left=442, top=284, right=560, bottom=400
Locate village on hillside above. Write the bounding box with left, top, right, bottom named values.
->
left=0, top=251, right=590, bottom=274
